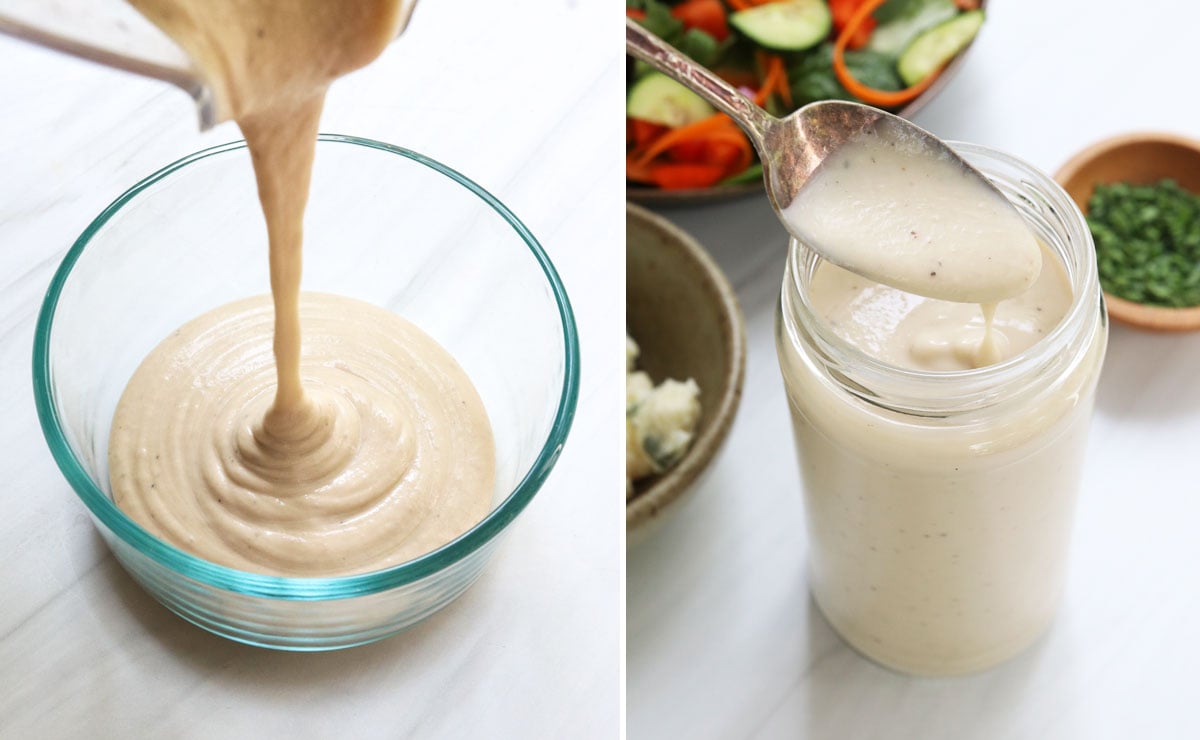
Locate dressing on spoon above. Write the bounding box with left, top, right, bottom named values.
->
left=625, top=20, right=1043, bottom=307
left=782, top=118, right=1043, bottom=305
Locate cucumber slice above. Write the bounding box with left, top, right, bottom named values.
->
left=867, top=0, right=958, bottom=58
left=897, top=10, right=984, bottom=86
left=730, top=0, right=832, bottom=52
left=626, top=72, right=715, bottom=128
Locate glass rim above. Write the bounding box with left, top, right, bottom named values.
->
left=32, top=134, right=581, bottom=600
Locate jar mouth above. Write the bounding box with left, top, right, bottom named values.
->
left=32, top=134, right=582, bottom=600
left=782, top=141, right=1105, bottom=415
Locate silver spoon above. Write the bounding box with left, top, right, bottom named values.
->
left=626, top=20, right=1036, bottom=302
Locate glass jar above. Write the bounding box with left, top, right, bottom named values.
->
left=775, top=143, right=1108, bottom=675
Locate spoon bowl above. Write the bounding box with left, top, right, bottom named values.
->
left=625, top=20, right=1037, bottom=304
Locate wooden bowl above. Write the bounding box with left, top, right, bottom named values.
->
left=626, top=203, right=746, bottom=545
left=1055, top=132, right=1200, bottom=331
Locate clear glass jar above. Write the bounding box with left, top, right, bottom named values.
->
left=775, top=143, right=1108, bottom=675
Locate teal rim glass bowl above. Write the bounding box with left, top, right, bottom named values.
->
left=32, top=135, right=580, bottom=651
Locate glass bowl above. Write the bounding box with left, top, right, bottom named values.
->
left=32, top=135, right=579, bottom=651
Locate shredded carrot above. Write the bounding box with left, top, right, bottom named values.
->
left=630, top=113, right=736, bottom=167
left=833, top=0, right=940, bottom=107
left=726, top=0, right=753, bottom=10
left=754, top=51, right=778, bottom=106
left=771, top=54, right=793, bottom=108
left=625, top=111, right=755, bottom=188
left=626, top=8, right=646, bottom=21
left=638, top=124, right=751, bottom=172
left=752, top=53, right=793, bottom=110
left=953, top=0, right=980, bottom=8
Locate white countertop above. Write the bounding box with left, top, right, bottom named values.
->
left=630, top=0, right=1200, bottom=738
left=0, top=3, right=622, bottom=738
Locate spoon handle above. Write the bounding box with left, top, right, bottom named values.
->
left=625, top=19, right=771, bottom=149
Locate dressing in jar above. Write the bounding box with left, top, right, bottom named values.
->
left=775, top=143, right=1108, bottom=675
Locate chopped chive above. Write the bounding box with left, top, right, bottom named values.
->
left=1087, top=179, right=1200, bottom=308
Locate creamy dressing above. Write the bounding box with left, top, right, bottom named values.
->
left=110, top=294, right=494, bottom=576
left=810, top=242, right=1070, bottom=371
left=783, top=128, right=1043, bottom=305
left=779, top=239, right=1103, bottom=673
left=109, top=1, right=496, bottom=576
left=776, top=143, right=1107, bottom=674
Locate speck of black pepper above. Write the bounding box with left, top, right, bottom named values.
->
left=930, top=271, right=937, bottom=277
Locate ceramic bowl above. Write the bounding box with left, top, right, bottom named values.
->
left=626, top=203, right=745, bottom=544
left=1055, top=132, right=1200, bottom=331
left=33, top=135, right=579, bottom=650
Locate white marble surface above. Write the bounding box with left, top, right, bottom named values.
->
left=629, top=1, right=1200, bottom=738
left=0, top=2, right=622, bottom=738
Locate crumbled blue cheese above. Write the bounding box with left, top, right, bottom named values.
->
left=626, top=335, right=701, bottom=496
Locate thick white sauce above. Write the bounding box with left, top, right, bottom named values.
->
left=778, top=136, right=1106, bottom=674
left=780, top=240, right=1104, bottom=672
left=810, top=242, right=1070, bottom=371
left=110, top=294, right=494, bottom=576
left=783, top=130, right=1043, bottom=305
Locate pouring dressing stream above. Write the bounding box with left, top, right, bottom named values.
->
left=105, top=0, right=497, bottom=577
left=625, top=19, right=1042, bottom=306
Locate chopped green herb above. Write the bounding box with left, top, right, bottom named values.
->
left=1087, top=179, right=1200, bottom=308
